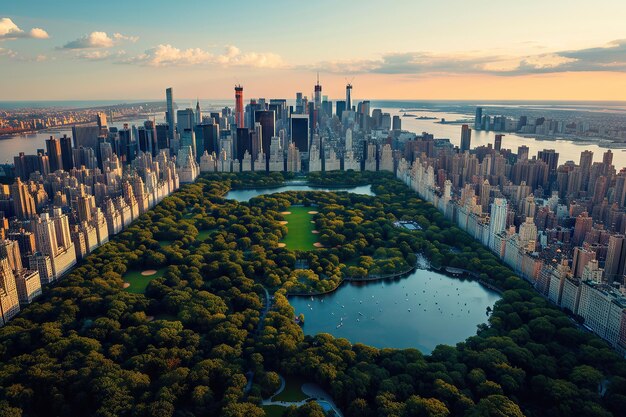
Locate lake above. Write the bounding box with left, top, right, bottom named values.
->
left=224, top=184, right=374, bottom=202
left=290, top=268, right=501, bottom=353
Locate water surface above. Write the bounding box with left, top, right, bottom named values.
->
left=290, top=268, right=501, bottom=353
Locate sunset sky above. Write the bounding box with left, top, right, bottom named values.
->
left=2, top=0, right=626, bottom=101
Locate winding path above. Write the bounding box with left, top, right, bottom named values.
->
left=261, top=377, right=344, bottom=417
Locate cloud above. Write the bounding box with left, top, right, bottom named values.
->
left=0, top=47, right=17, bottom=58
left=62, top=31, right=136, bottom=49
left=0, top=17, right=49, bottom=40
left=314, top=39, right=626, bottom=76
left=121, top=44, right=284, bottom=68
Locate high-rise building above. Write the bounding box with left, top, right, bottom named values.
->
left=254, top=110, right=276, bottom=168
left=336, top=101, right=346, bottom=121
left=460, top=124, right=471, bottom=153
left=538, top=149, right=560, bottom=177
left=72, top=125, right=100, bottom=149
left=177, top=108, right=195, bottom=133
left=392, top=115, right=401, bottom=131
left=166, top=87, right=175, bottom=140
left=314, top=73, right=322, bottom=110
left=195, top=99, right=202, bottom=125
left=235, top=85, right=244, bottom=128
left=45, top=136, right=62, bottom=172
left=11, top=179, right=36, bottom=219
left=572, top=211, right=593, bottom=246
left=604, top=234, right=626, bottom=283
left=0, top=257, right=20, bottom=325
left=291, top=115, right=309, bottom=154
left=59, top=134, right=74, bottom=170
left=494, top=134, right=503, bottom=151
left=346, top=83, right=352, bottom=111
left=475, top=107, right=483, bottom=129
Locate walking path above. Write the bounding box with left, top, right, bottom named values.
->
left=261, top=375, right=344, bottom=417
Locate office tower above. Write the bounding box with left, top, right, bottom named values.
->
left=346, top=83, right=352, bottom=110
left=155, top=124, right=169, bottom=151
left=494, top=134, right=503, bottom=151
left=580, top=150, right=593, bottom=190
left=236, top=128, right=252, bottom=161
left=291, top=115, right=309, bottom=153
left=475, top=107, right=483, bottom=129
left=603, top=150, right=613, bottom=167
left=295, top=92, right=304, bottom=114
left=11, top=179, right=36, bottom=219
left=314, top=73, right=322, bottom=110
left=254, top=110, right=275, bottom=167
left=538, top=149, right=560, bottom=176
left=572, top=247, right=596, bottom=279
left=72, top=125, right=100, bottom=149
left=59, top=134, right=74, bottom=170
left=392, top=115, right=401, bottom=131
left=118, top=126, right=133, bottom=163
left=360, top=101, right=371, bottom=131
left=197, top=123, right=219, bottom=156
left=489, top=198, right=507, bottom=242
left=195, top=99, right=201, bottom=125
left=336, top=100, right=346, bottom=121
left=604, top=234, right=626, bottom=283
left=460, top=124, right=471, bottom=153
left=0, top=257, right=20, bottom=325
left=321, top=99, right=332, bottom=118
left=518, top=145, right=529, bottom=161
left=177, top=108, right=195, bottom=133
left=45, top=136, right=62, bottom=172
left=235, top=85, right=244, bottom=127
left=572, top=211, right=593, bottom=246
left=166, top=87, right=175, bottom=140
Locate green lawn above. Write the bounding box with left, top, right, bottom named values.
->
left=262, top=405, right=286, bottom=417
left=158, top=240, right=173, bottom=248
left=123, top=268, right=166, bottom=294
left=273, top=376, right=309, bottom=402
left=280, top=207, right=318, bottom=251
left=196, top=229, right=214, bottom=241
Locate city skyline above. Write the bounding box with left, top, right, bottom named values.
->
left=3, top=0, right=626, bottom=100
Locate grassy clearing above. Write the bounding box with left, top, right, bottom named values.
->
left=273, top=376, right=309, bottom=402
left=123, top=268, right=166, bottom=294
left=280, top=207, right=318, bottom=251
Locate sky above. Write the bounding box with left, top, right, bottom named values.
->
left=2, top=0, right=626, bottom=101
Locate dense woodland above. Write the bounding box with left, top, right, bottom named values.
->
left=0, top=171, right=625, bottom=417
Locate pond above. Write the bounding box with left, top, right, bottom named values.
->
left=224, top=184, right=374, bottom=202
left=290, top=268, right=501, bottom=353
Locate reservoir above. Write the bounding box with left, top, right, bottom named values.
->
left=290, top=268, right=501, bottom=353
left=224, top=184, right=374, bottom=202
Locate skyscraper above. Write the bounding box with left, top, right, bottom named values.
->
left=460, top=124, right=471, bottom=153
left=314, top=73, right=322, bottom=110
left=235, top=85, right=244, bottom=128
left=45, top=136, right=62, bottom=172
left=604, top=234, right=626, bottom=283
left=488, top=198, right=507, bottom=250
left=494, top=134, right=503, bottom=151
left=254, top=110, right=276, bottom=169
left=177, top=108, right=195, bottom=132
left=166, top=87, right=175, bottom=140
left=195, top=99, right=202, bottom=125
left=336, top=100, right=346, bottom=121
left=59, top=134, right=74, bottom=170
left=475, top=107, right=483, bottom=129
left=291, top=115, right=309, bottom=154
left=11, top=178, right=36, bottom=219
left=346, top=83, right=352, bottom=111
